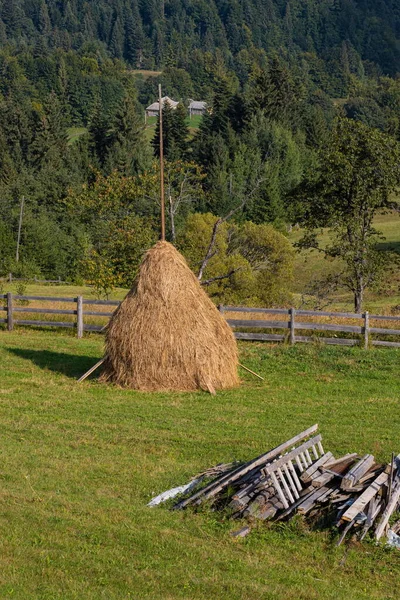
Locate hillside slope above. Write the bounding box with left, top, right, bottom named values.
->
left=0, top=0, right=399, bottom=75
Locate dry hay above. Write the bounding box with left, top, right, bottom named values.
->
left=100, top=241, right=239, bottom=392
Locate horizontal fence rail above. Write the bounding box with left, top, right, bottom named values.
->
left=0, top=294, right=399, bottom=349
left=220, top=305, right=400, bottom=349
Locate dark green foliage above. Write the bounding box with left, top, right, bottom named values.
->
left=152, top=101, right=188, bottom=160
left=0, top=0, right=399, bottom=293
left=292, top=118, right=400, bottom=311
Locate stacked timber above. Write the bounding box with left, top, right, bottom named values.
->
left=171, top=426, right=400, bottom=545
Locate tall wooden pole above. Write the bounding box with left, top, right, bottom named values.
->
left=16, top=196, right=25, bottom=262
left=159, top=84, right=166, bottom=241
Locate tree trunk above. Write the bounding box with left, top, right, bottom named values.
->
left=354, top=289, right=363, bottom=313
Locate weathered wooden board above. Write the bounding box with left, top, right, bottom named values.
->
left=370, top=327, right=400, bottom=336
left=264, top=435, right=322, bottom=475
left=341, top=472, right=388, bottom=522
left=234, top=333, right=285, bottom=342
left=296, top=310, right=362, bottom=319
left=83, top=299, right=120, bottom=306
left=84, top=324, right=104, bottom=331
left=13, top=307, right=77, bottom=315
left=174, top=424, right=319, bottom=510
left=222, top=306, right=289, bottom=315
left=375, top=485, right=400, bottom=541
left=301, top=452, right=334, bottom=483
left=312, top=472, right=335, bottom=488
left=297, top=486, right=331, bottom=514
left=13, top=295, right=76, bottom=302
left=14, top=319, right=75, bottom=328
left=372, top=340, right=400, bottom=348
left=341, top=455, right=375, bottom=490
left=83, top=310, right=114, bottom=317
left=295, top=321, right=362, bottom=333
left=370, top=315, right=400, bottom=322
left=227, top=319, right=290, bottom=329
left=296, top=336, right=359, bottom=346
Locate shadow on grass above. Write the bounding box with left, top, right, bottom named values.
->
left=7, top=348, right=101, bottom=379
left=376, top=240, right=400, bottom=254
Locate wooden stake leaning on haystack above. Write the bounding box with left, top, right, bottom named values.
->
left=92, top=84, right=239, bottom=392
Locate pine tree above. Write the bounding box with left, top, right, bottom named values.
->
left=88, top=96, right=111, bottom=167
left=0, top=126, right=16, bottom=185
left=109, top=15, right=124, bottom=59
left=153, top=101, right=188, bottom=160
left=105, top=95, right=150, bottom=175
left=124, top=0, right=145, bottom=67
left=169, top=103, right=188, bottom=159
left=2, top=0, right=18, bottom=36
left=38, top=2, right=51, bottom=35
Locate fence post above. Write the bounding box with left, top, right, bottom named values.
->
left=290, top=307, right=296, bottom=345
left=8, top=273, right=12, bottom=283
left=77, top=295, right=83, bottom=339
left=364, top=311, right=369, bottom=350
left=218, top=304, right=225, bottom=315
left=7, top=292, right=13, bottom=331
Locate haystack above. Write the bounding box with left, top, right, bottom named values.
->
left=100, top=241, right=239, bottom=391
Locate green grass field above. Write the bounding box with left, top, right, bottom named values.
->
left=66, top=127, right=88, bottom=146
left=1, top=330, right=400, bottom=599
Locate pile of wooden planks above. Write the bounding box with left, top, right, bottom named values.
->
left=173, top=425, right=400, bottom=545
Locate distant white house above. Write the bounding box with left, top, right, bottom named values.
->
left=189, top=100, right=207, bottom=118
left=145, top=96, right=179, bottom=120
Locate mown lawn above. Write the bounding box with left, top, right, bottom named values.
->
left=0, top=330, right=400, bottom=599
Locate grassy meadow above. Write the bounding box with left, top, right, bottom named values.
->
left=0, top=329, right=400, bottom=599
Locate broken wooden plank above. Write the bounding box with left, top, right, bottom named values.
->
left=297, top=486, right=331, bottom=514
left=325, top=453, right=358, bottom=471
left=270, top=471, right=289, bottom=509
left=301, top=452, right=334, bottom=483
left=263, top=435, right=323, bottom=476
left=295, top=455, right=305, bottom=473
left=359, top=498, right=383, bottom=541
left=358, top=466, right=384, bottom=485
left=311, top=472, right=336, bottom=488
left=230, top=526, right=251, bottom=538
left=337, top=517, right=357, bottom=546
left=341, top=455, right=375, bottom=490
left=257, top=496, right=284, bottom=520
left=283, top=464, right=300, bottom=499
left=375, top=484, right=400, bottom=541
left=387, top=453, right=395, bottom=505
left=288, top=460, right=303, bottom=492
left=341, top=472, right=388, bottom=523
left=390, top=518, right=400, bottom=535
left=275, top=488, right=320, bottom=521
left=174, top=424, right=319, bottom=509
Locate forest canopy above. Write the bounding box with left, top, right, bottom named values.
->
left=0, top=0, right=399, bottom=308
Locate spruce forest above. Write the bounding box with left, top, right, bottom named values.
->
left=1, top=0, right=400, bottom=310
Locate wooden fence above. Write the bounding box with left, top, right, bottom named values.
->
left=221, top=306, right=400, bottom=349
left=1, top=294, right=400, bottom=348
left=0, top=294, right=119, bottom=338
left=1, top=274, right=69, bottom=284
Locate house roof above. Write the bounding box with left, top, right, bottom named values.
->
left=146, top=96, right=179, bottom=111
left=189, top=100, right=207, bottom=110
